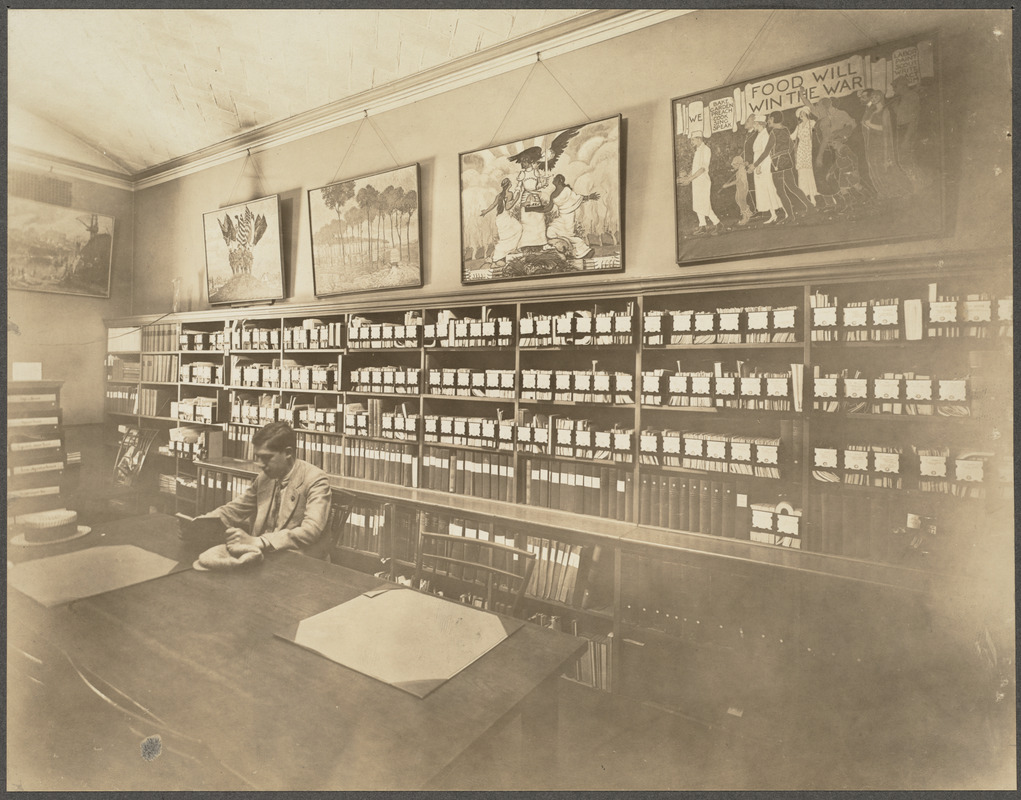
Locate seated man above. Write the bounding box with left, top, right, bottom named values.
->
left=183, top=421, right=332, bottom=557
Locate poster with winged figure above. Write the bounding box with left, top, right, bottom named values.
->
left=460, top=115, right=623, bottom=285
left=202, top=195, right=284, bottom=305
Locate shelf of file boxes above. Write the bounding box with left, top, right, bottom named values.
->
left=347, top=311, right=423, bottom=350
left=635, top=428, right=792, bottom=542
left=809, top=284, right=1014, bottom=343
left=520, top=363, right=634, bottom=405
left=517, top=410, right=636, bottom=521
left=643, top=302, right=799, bottom=346
left=641, top=360, right=803, bottom=413
left=421, top=412, right=514, bottom=501
left=518, top=300, right=635, bottom=348
left=283, top=317, right=345, bottom=351
left=424, top=306, right=515, bottom=348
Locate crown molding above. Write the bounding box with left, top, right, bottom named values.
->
left=130, top=9, right=693, bottom=190
left=8, top=147, right=135, bottom=191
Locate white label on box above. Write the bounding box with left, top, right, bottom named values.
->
left=773, top=308, right=796, bottom=329
left=872, top=304, right=899, bottom=326
left=706, top=439, right=727, bottom=459
left=905, top=379, right=933, bottom=401
left=814, top=378, right=838, bottom=399
left=593, top=374, right=611, bottom=391
left=613, top=432, right=631, bottom=450
left=576, top=317, right=593, bottom=334
left=997, top=298, right=1013, bottom=321
left=534, top=428, right=548, bottom=444
left=919, top=455, right=947, bottom=478
left=669, top=375, right=689, bottom=394
left=614, top=315, right=631, bottom=333
left=929, top=301, right=958, bottom=323
left=814, top=448, right=839, bottom=468
left=843, top=449, right=869, bottom=471
left=536, top=373, right=552, bottom=390
left=595, top=316, right=613, bottom=333
left=813, top=306, right=838, bottom=327
left=519, top=318, right=534, bottom=335
left=740, top=377, right=763, bottom=397
left=576, top=430, right=592, bottom=448
left=685, top=437, right=704, bottom=457
left=517, top=426, right=533, bottom=443
left=719, top=312, right=740, bottom=331
left=575, top=373, right=592, bottom=391
left=873, top=378, right=901, bottom=400
left=736, top=493, right=748, bottom=508
left=843, top=306, right=868, bottom=327
left=694, top=312, right=715, bottom=332
left=555, top=373, right=572, bottom=390
left=662, top=435, right=681, bottom=454
left=731, top=441, right=752, bottom=462
left=751, top=508, right=774, bottom=530
left=938, top=380, right=967, bottom=402
left=499, top=424, right=513, bottom=441
left=535, top=319, right=552, bottom=336
left=873, top=452, right=900, bottom=474
left=616, top=374, right=634, bottom=392
left=645, top=314, right=663, bottom=333
left=672, top=311, right=693, bottom=332
left=955, top=459, right=984, bottom=482
left=499, top=320, right=513, bottom=336
left=747, top=310, right=769, bottom=330
left=482, top=421, right=496, bottom=438
left=716, top=376, right=736, bottom=396
left=756, top=445, right=779, bottom=465
left=557, top=428, right=573, bottom=445
left=963, top=300, right=992, bottom=323
left=766, top=377, right=790, bottom=398
left=691, top=376, right=712, bottom=395
left=642, top=374, right=661, bottom=392
left=640, top=434, right=658, bottom=452
left=776, top=514, right=800, bottom=536
left=844, top=378, right=868, bottom=399
left=595, top=431, right=612, bottom=448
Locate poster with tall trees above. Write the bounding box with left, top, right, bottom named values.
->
left=308, top=164, right=422, bottom=297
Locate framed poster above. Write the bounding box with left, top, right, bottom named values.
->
left=672, top=35, right=942, bottom=266
left=8, top=197, right=114, bottom=298
left=308, top=164, right=422, bottom=297
left=202, top=195, right=284, bottom=305
left=460, top=115, right=623, bottom=285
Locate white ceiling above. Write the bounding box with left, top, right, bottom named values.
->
left=7, top=9, right=594, bottom=176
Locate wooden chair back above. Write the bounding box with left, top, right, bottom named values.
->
left=113, top=426, right=159, bottom=488
left=415, top=531, right=536, bottom=617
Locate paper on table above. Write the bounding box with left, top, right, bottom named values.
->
left=9, top=545, right=188, bottom=607
left=276, top=587, right=524, bottom=698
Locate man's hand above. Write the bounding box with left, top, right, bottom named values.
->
left=226, top=527, right=261, bottom=553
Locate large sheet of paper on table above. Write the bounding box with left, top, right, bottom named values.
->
left=9, top=545, right=189, bottom=607
left=276, top=587, right=524, bottom=698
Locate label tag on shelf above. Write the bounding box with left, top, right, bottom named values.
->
left=843, top=449, right=869, bottom=471
left=814, top=448, right=838, bottom=469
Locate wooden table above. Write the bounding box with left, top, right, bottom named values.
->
left=7, top=514, right=588, bottom=790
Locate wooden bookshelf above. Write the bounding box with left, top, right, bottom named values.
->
left=108, top=253, right=1013, bottom=725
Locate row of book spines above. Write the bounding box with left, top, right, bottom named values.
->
left=527, top=614, right=612, bottom=691
left=638, top=474, right=750, bottom=539
left=137, top=388, right=172, bottom=417
left=524, top=538, right=585, bottom=605
left=806, top=490, right=904, bottom=561
left=521, top=458, right=636, bottom=522
left=421, top=448, right=514, bottom=502
left=330, top=503, right=384, bottom=553
left=141, top=323, right=178, bottom=352
left=295, top=434, right=418, bottom=487
left=197, top=469, right=253, bottom=512
left=140, top=354, right=178, bottom=382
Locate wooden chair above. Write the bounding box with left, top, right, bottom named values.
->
left=415, top=531, right=536, bottom=617
left=308, top=492, right=356, bottom=562
left=106, top=426, right=160, bottom=514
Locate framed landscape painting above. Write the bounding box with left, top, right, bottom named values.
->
left=672, top=35, right=943, bottom=266
left=8, top=197, right=114, bottom=297
left=202, top=195, right=284, bottom=305
left=308, top=164, right=422, bottom=297
left=460, top=115, right=623, bottom=285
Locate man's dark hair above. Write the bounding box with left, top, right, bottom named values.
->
left=252, top=421, right=296, bottom=452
